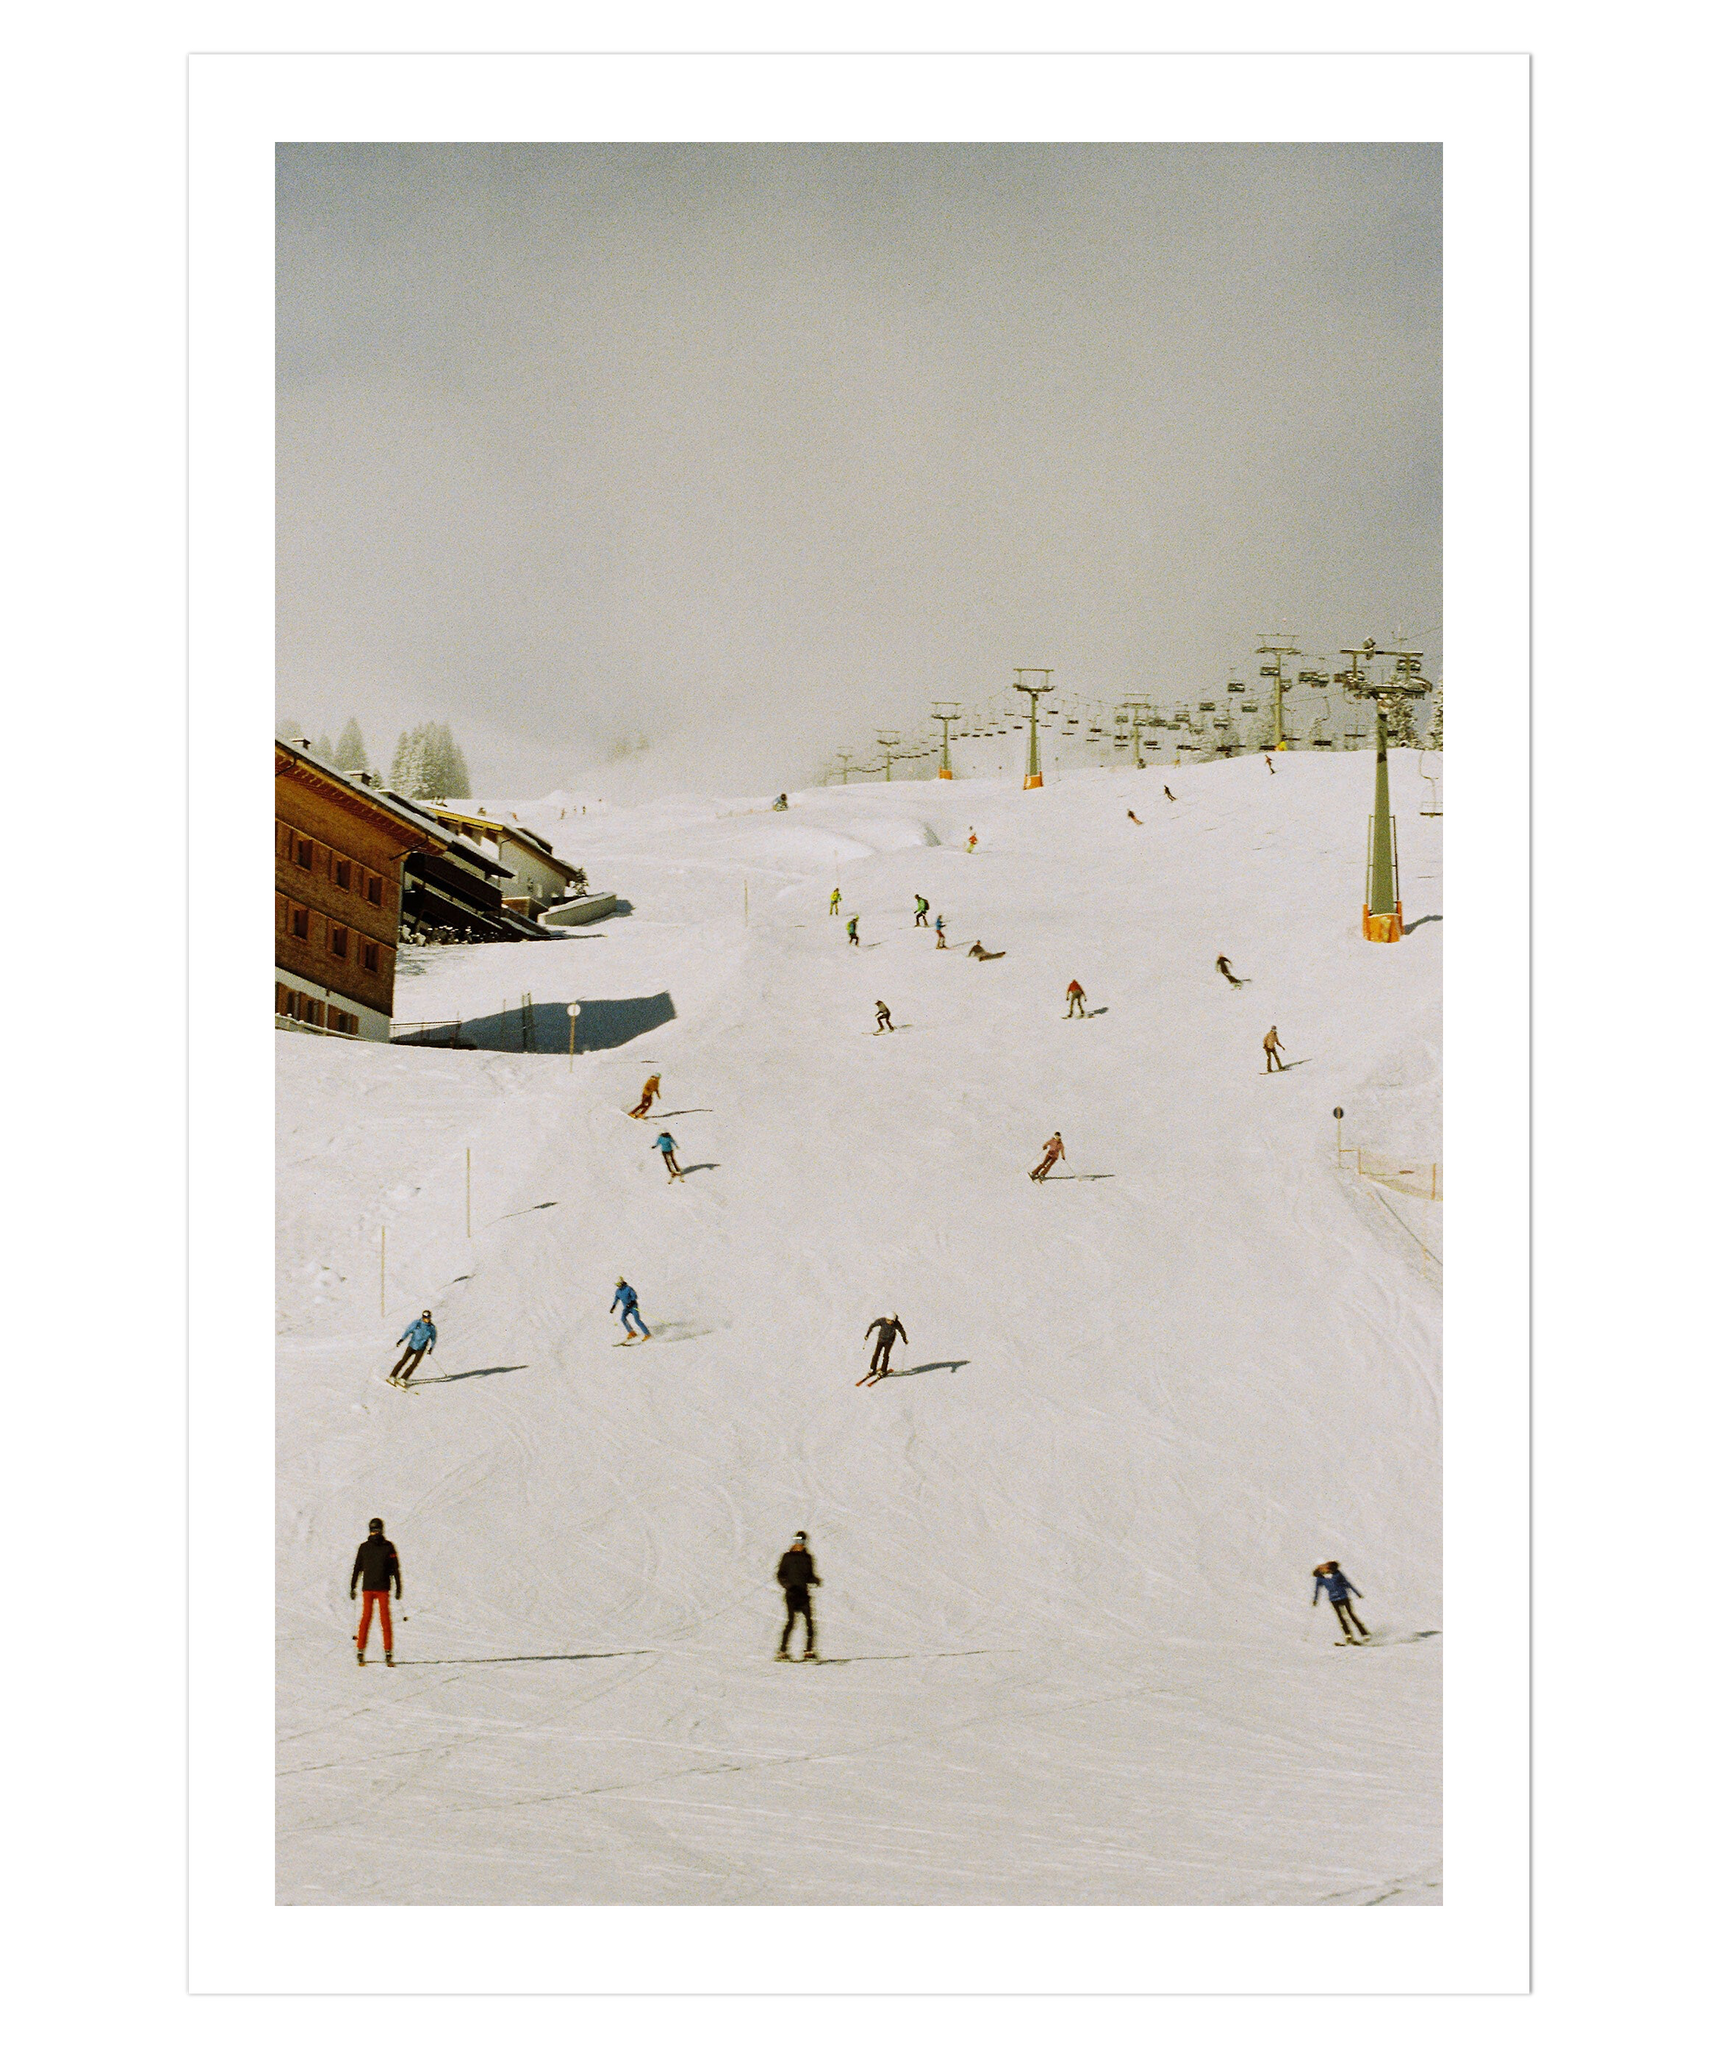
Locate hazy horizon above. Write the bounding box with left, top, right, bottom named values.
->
left=278, top=142, right=1440, bottom=794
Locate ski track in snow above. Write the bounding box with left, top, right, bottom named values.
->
left=277, top=755, right=1442, bottom=1905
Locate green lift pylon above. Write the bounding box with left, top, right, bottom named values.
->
left=1012, top=669, right=1054, bottom=788
left=1340, top=639, right=1430, bottom=942
left=932, top=701, right=961, bottom=780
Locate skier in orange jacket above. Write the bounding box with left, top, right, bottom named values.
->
left=1065, top=980, right=1087, bottom=1018
left=627, top=1073, right=662, bottom=1118
left=1029, top=1132, right=1066, bottom=1182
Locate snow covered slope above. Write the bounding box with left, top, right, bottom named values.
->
left=276, top=754, right=1441, bottom=1906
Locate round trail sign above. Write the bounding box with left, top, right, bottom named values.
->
left=1333, top=1107, right=1344, bottom=1119
left=568, top=1003, right=581, bottom=1016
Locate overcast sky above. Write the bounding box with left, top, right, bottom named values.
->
left=277, top=142, right=1439, bottom=793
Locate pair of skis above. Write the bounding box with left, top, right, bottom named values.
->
left=856, top=1364, right=895, bottom=1387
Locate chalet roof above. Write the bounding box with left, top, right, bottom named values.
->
left=429, top=805, right=580, bottom=881
left=275, top=740, right=463, bottom=853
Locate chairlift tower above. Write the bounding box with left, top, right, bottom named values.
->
left=931, top=702, right=961, bottom=780
left=1340, top=638, right=1430, bottom=942
left=1119, top=698, right=1152, bottom=768
left=876, top=731, right=903, bottom=783
left=834, top=750, right=856, bottom=785
left=1256, top=635, right=1302, bottom=751
left=1012, top=669, right=1054, bottom=789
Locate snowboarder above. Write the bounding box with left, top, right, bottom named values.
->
left=966, top=830, right=978, bottom=853
left=1065, top=979, right=1087, bottom=1018
left=1313, top=1561, right=1370, bottom=1642
left=829, top=887, right=841, bottom=916
left=610, top=1277, right=652, bottom=1341
left=933, top=915, right=948, bottom=948
left=654, top=1128, right=683, bottom=1179
left=863, top=1313, right=908, bottom=1379
left=627, top=1073, right=662, bottom=1118
left=874, top=1000, right=894, bottom=1034
left=1215, top=955, right=1246, bottom=988
left=1264, top=1024, right=1287, bottom=1073
left=772, top=793, right=789, bottom=811
left=1029, top=1132, right=1066, bottom=1182
left=775, top=1532, right=822, bottom=1661
left=1126, top=809, right=1142, bottom=825
left=1163, top=785, right=1177, bottom=802
left=968, top=940, right=1004, bottom=960
left=350, top=1517, right=401, bottom=1666
left=846, top=915, right=860, bottom=946
left=1265, top=756, right=1276, bottom=775
left=389, top=1311, right=436, bottom=1385
left=913, top=895, right=930, bottom=927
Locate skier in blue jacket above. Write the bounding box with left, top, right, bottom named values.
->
left=388, top=1312, right=436, bottom=1386
left=1313, top=1561, right=1370, bottom=1641
left=654, top=1128, right=683, bottom=1180
left=610, top=1278, right=651, bottom=1341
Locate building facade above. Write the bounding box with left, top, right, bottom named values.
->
left=428, top=805, right=581, bottom=916
left=275, top=741, right=436, bottom=1038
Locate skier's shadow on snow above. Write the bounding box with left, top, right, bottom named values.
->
left=1265, top=1059, right=1313, bottom=1073
left=813, top=1648, right=1011, bottom=1666
left=881, top=1359, right=969, bottom=1379
left=492, top=1201, right=558, bottom=1223
left=1038, top=1173, right=1115, bottom=1182
left=677, top=1162, right=720, bottom=1175
left=408, top=1365, right=531, bottom=1386
left=392, top=1649, right=653, bottom=1668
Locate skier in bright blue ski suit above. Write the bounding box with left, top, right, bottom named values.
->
left=610, top=1279, right=651, bottom=1339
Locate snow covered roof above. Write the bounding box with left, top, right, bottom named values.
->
left=275, top=739, right=463, bottom=852
left=428, top=804, right=579, bottom=879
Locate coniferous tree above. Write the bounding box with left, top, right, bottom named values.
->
left=389, top=730, right=413, bottom=789
left=443, top=729, right=471, bottom=798
left=1423, top=685, right=1444, bottom=752
left=334, top=718, right=369, bottom=772
left=312, top=732, right=334, bottom=763
left=1384, top=695, right=1420, bottom=748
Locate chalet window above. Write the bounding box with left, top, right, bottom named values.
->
left=334, top=859, right=351, bottom=890
left=306, top=999, right=325, bottom=1028
left=277, top=823, right=293, bottom=859
left=296, top=837, right=313, bottom=870
left=361, top=941, right=380, bottom=973
left=276, top=983, right=294, bottom=1016
left=329, top=924, right=349, bottom=961
left=366, top=875, right=384, bottom=906
left=291, top=905, right=309, bottom=940
left=329, top=1006, right=359, bottom=1035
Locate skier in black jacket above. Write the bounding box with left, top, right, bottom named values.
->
left=350, top=1518, right=402, bottom=1666
left=863, top=1313, right=908, bottom=1379
left=775, top=1532, right=822, bottom=1661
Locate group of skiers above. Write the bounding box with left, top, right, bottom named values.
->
left=347, top=1512, right=1377, bottom=1668
left=357, top=797, right=1354, bottom=1671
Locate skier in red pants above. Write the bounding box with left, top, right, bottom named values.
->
left=350, top=1517, right=401, bottom=1666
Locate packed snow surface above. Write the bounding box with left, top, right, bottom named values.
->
left=277, top=755, right=1442, bottom=1905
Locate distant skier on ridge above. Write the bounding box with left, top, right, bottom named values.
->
left=653, top=1128, right=684, bottom=1180
left=1065, top=979, right=1088, bottom=1019
left=933, top=914, right=948, bottom=949
left=1215, top=955, right=1247, bottom=988
left=1163, top=785, right=1177, bottom=802
left=1313, top=1561, right=1370, bottom=1642
left=775, top=1532, right=822, bottom=1662
left=1264, top=1024, right=1288, bottom=1073
left=913, top=895, right=930, bottom=927
left=829, top=887, right=841, bottom=916
left=846, top=915, right=860, bottom=947
left=350, top=1517, right=401, bottom=1667
left=874, top=1000, right=895, bottom=1035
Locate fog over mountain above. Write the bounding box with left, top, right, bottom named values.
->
left=278, top=142, right=1440, bottom=795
